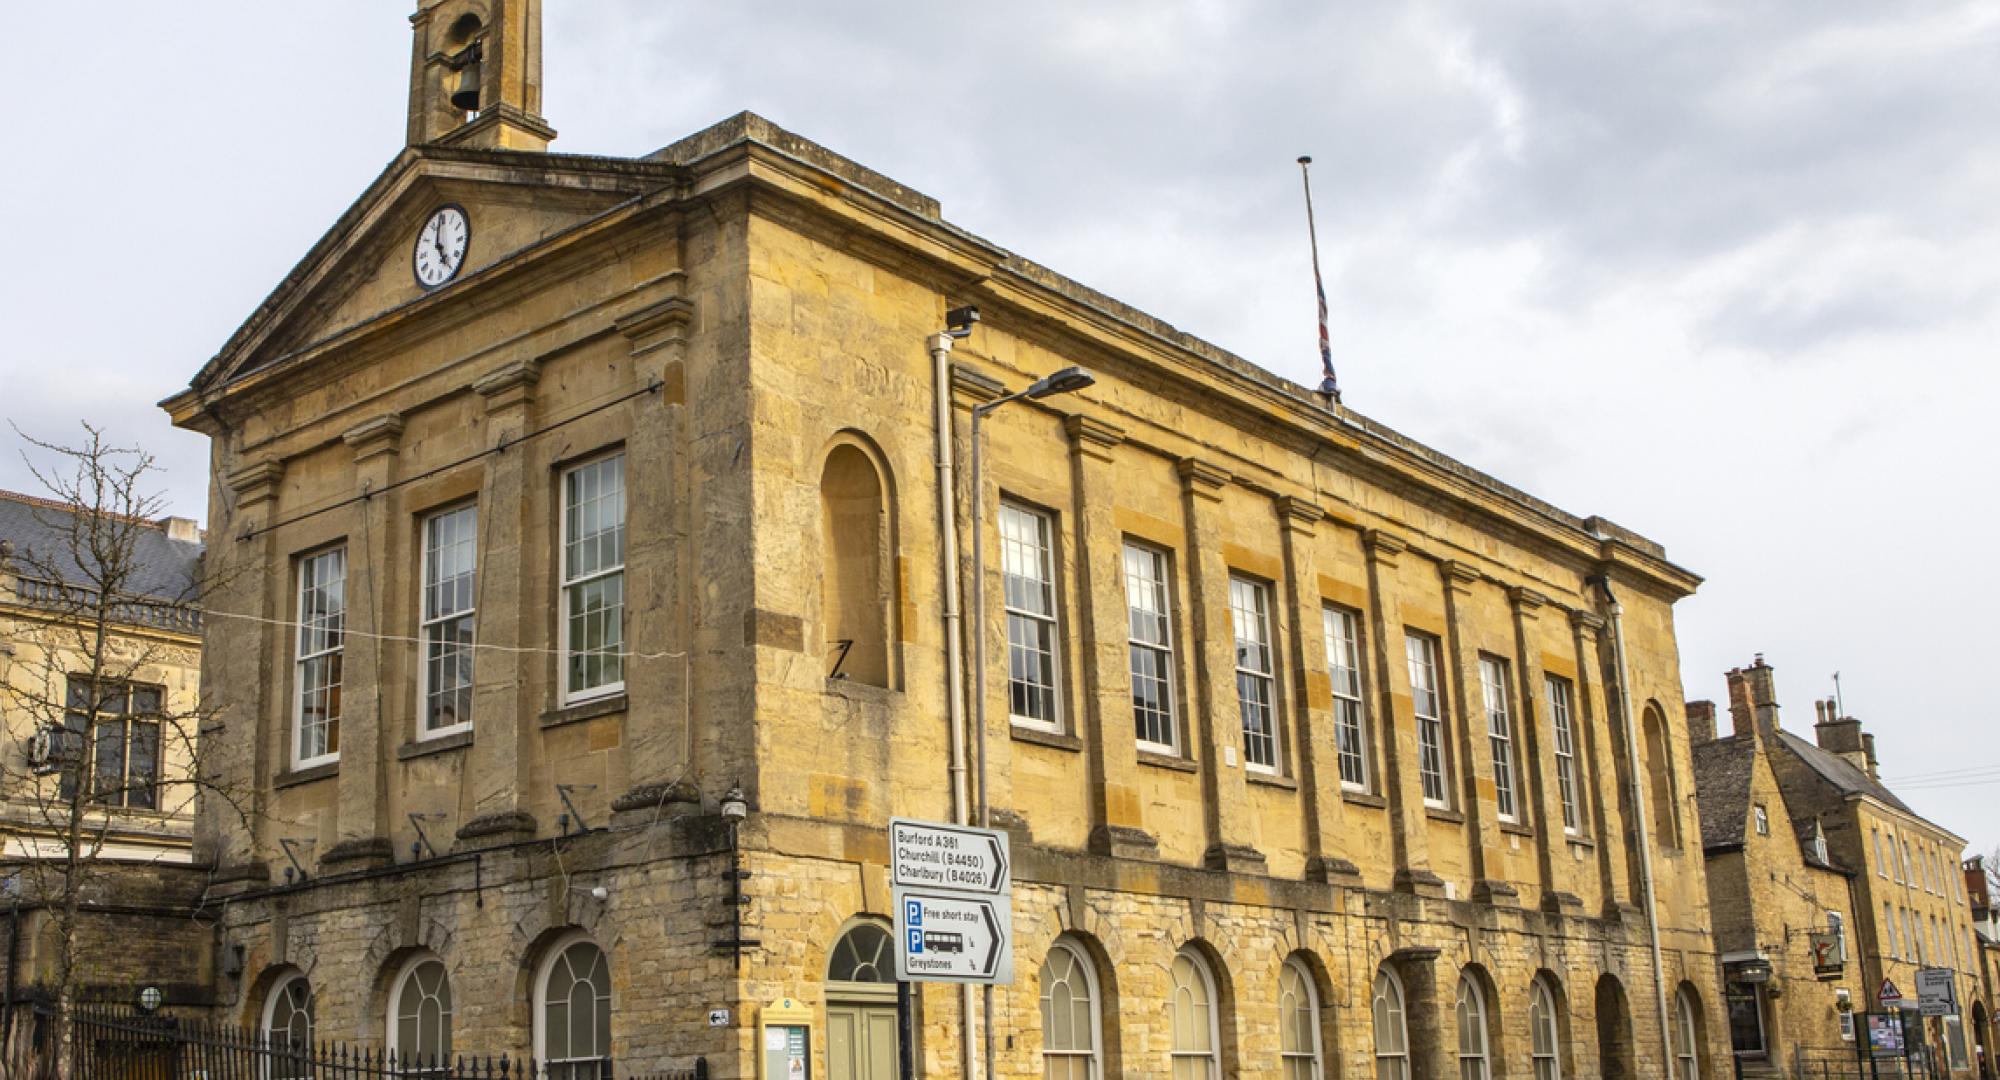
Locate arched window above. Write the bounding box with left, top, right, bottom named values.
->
left=1039, top=939, right=1101, bottom=1080
left=261, top=971, right=314, bottom=1080
left=1169, top=948, right=1220, bottom=1080
left=388, top=956, right=453, bottom=1071
left=1456, top=974, right=1491, bottom=1080
left=821, top=442, right=896, bottom=688
left=1372, top=969, right=1409, bottom=1080
left=827, top=922, right=894, bottom=983
left=1279, top=958, right=1322, bottom=1080
left=1529, top=978, right=1563, bottom=1080
left=1643, top=704, right=1681, bottom=847
left=534, top=933, right=612, bottom=1079
left=1674, top=987, right=1703, bottom=1080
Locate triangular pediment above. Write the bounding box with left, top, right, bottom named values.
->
left=193, top=147, right=682, bottom=391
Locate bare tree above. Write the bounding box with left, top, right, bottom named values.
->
left=1, top=424, right=243, bottom=1078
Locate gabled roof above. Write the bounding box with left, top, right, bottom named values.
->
left=0, top=491, right=203, bottom=605
left=178, top=144, right=685, bottom=396
left=1693, top=735, right=1756, bottom=851
left=1775, top=729, right=1917, bottom=818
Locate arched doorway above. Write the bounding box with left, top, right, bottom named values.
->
left=1595, top=975, right=1635, bottom=1080
left=1975, top=1001, right=1991, bottom=1079
left=825, top=922, right=900, bottom=1080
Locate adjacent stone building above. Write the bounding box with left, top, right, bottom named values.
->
left=0, top=489, right=209, bottom=1044
left=1692, top=657, right=1980, bottom=1078
left=1688, top=673, right=1861, bottom=1078
left=156, top=2, right=1730, bottom=1076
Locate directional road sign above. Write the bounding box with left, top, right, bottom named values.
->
left=890, top=818, right=1010, bottom=894
left=1916, top=967, right=1958, bottom=1017
left=893, top=888, right=1014, bottom=984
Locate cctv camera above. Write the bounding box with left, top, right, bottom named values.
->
left=944, top=305, right=980, bottom=339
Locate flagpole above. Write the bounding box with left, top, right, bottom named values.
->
left=1297, top=155, right=1342, bottom=406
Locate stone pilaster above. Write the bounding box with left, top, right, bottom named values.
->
left=1571, top=608, right=1636, bottom=915
left=206, top=459, right=285, bottom=889
left=324, top=415, right=404, bottom=870
left=1440, top=560, right=1513, bottom=906
left=1275, top=497, right=1355, bottom=884
left=1176, top=457, right=1263, bottom=874
left=611, top=293, right=697, bottom=821
left=1509, top=586, right=1580, bottom=913
left=1361, top=529, right=1440, bottom=896
left=1393, top=946, right=1450, bottom=1080
left=1063, top=416, right=1156, bottom=859
left=458, top=361, right=542, bottom=846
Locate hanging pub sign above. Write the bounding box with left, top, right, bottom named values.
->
left=1809, top=931, right=1845, bottom=980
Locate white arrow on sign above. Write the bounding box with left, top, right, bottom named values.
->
left=893, top=888, right=1014, bottom=985
left=890, top=818, right=1010, bottom=895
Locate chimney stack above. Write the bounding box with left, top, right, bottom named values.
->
left=1861, top=732, right=1879, bottom=780
left=1814, top=694, right=1870, bottom=773
left=1725, top=655, right=1780, bottom=743
left=159, top=516, right=201, bottom=544
left=1687, top=700, right=1717, bottom=745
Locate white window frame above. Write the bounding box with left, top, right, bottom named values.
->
left=1406, top=633, right=1449, bottom=808
left=1324, top=607, right=1368, bottom=791
left=1000, top=501, right=1063, bottom=732
left=1229, top=576, right=1279, bottom=774
left=1373, top=968, right=1410, bottom=1080
left=1456, top=974, right=1492, bottom=1080
left=1827, top=910, right=1847, bottom=961
left=1123, top=541, right=1178, bottom=756
left=559, top=453, right=627, bottom=705
left=1039, top=938, right=1102, bottom=1080
left=387, top=954, right=453, bottom=1072
left=1885, top=902, right=1899, bottom=959
left=292, top=546, right=346, bottom=769
left=1169, top=947, right=1221, bottom=1080
left=1529, top=978, right=1562, bottom=1080
left=1279, top=957, right=1323, bottom=1080
left=1547, top=675, right=1581, bottom=834
left=419, top=503, right=477, bottom=739
left=1875, top=830, right=1888, bottom=878
left=262, top=969, right=314, bottom=1077
left=533, top=930, right=614, bottom=1075
left=1478, top=657, right=1518, bottom=823
left=1753, top=805, right=1769, bottom=835
left=1675, top=989, right=1702, bottom=1080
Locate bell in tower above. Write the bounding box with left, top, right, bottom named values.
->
left=407, top=0, right=556, bottom=151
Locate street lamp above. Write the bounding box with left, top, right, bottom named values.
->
left=969, top=364, right=1095, bottom=829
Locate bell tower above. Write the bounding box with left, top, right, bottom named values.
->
left=407, top=0, right=556, bottom=151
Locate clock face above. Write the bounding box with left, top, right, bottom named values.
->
left=413, top=205, right=470, bottom=289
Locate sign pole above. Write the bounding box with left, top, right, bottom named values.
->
left=896, top=982, right=914, bottom=1080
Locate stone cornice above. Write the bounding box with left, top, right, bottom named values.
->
left=1064, top=415, right=1125, bottom=463
left=950, top=365, right=1006, bottom=406
left=1276, top=496, right=1324, bottom=532
left=341, top=414, right=406, bottom=463
left=472, top=358, right=543, bottom=410
left=1569, top=610, right=1607, bottom=636
left=613, top=285, right=695, bottom=358
left=225, top=460, right=285, bottom=509
left=1440, top=560, right=1482, bottom=595
left=1176, top=458, right=1230, bottom=501
left=1508, top=586, right=1548, bottom=615
left=1363, top=529, right=1407, bottom=564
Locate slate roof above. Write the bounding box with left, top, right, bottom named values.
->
left=1774, top=729, right=1917, bottom=817
left=1692, top=735, right=1756, bottom=850
left=0, top=490, right=203, bottom=609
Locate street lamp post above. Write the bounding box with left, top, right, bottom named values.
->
left=967, top=363, right=1092, bottom=1080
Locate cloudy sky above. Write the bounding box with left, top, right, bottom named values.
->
left=3, top=4, right=1995, bottom=851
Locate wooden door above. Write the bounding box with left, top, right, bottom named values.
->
left=826, top=1002, right=897, bottom=1080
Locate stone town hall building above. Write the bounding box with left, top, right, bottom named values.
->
left=158, top=2, right=1730, bottom=1076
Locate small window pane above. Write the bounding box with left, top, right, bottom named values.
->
left=1325, top=608, right=1367, bottom=790
left=1230, top=577, right=1277, bottom=772
left=1407, top=635, right=1448, bottom=806
left=1125, top=543, right=1177, bottom=753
